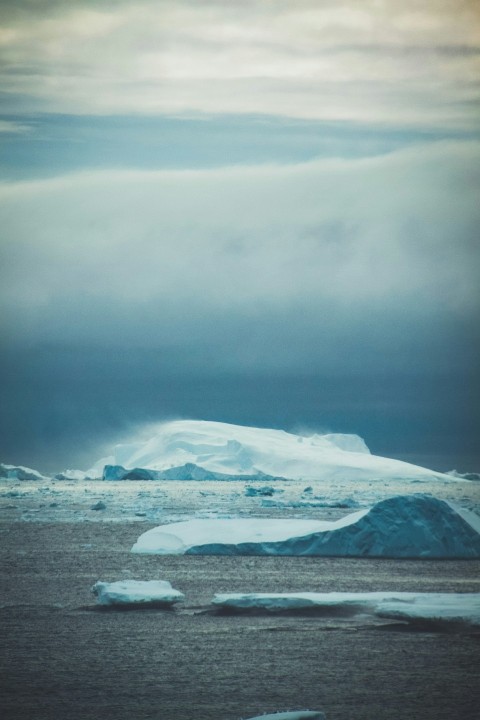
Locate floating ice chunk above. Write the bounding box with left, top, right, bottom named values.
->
left=212, top=592, right=480, bottom=626
left=244, top=714, right=324, bottom=720
left=92, top=580, right=184, bottom=607
left=132, top=516, right=331, bottom=555
left=245, top=486, right=275, bottom=496
left=132, top=495, right=480, bottom=558
left=375, top=593, right=480, bottom=626
left=90, top=501, right=106, bottom=511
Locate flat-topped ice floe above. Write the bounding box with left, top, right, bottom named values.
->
left=212, top=591, right=480, bottom=627
left=92, top=580, right=184, bottom=607
left=131, top=495, right=480, bottom=558
left=243, top=713, right=326, bottom=720
left=95, top=419, right=450, bottom=483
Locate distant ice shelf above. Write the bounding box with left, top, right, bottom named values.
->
left=243, top=712, right=326, bottom=720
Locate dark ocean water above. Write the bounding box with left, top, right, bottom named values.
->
left=1, top=522, right=479, bottom=720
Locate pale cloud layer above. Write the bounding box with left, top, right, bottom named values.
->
left=1, top=0, right=479, bottom=127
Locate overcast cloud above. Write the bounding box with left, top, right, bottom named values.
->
left=1, top=0, right=479, bottom=127
left=0, top=0, right=479, bottom=471
left=1, top=141, right=479, bottom=360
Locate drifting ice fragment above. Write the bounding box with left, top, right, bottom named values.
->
left=92, top=580, right=184, bottom=607
left=212, top=591, right=480, bottom=626
left=243, top=712, right=326, bottom=720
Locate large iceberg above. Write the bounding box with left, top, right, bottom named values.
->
left=96, top=419, right=449, bottom=483
left=131, top=494, right=480, bottom=558
left=243, top=713, right=325, bottom=720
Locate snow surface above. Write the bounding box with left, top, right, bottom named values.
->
left=243, top=713, right=325, bottom=720
left=131, top=494, right=480, bottom=558
left=212, top=591, right=480, bottom=626
left=94, top=419, right=448, bottom=483
left=92, top=580, right=184, bottom=606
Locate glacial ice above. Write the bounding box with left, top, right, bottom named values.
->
left=131, top=494, right=480, bottom=558
left=0, top=463, right=49, bottom=482
left=96, top=419, right=449, bottom=483
left=92, top=580, right=184, bottom=606
left=102, top=462, right=284, bottom=482
left=243, top=713, right=326, bottom=720
left=212, top=591, right=480, bottom=626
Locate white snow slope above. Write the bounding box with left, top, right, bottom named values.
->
left=92, top=580, right=184, bottom=606
left=96, top=419, right=448, bottom=482
left=212, top=591, right=480, bottom=627
left=131, top=494, right=480, bottom=558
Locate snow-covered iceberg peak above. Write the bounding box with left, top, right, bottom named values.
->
left=132, top=494, right=480, bottom=558
left=97, top=419, right=447, bottom=483
left=212, top=592, right=480, bottom=627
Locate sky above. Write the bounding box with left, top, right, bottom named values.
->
left=0, top=0, right=479, bottom=473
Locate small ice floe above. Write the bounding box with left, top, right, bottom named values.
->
left=90, top=501, right=106, bottom=511
left=212, top=591, right=480, bottom=627
left=242, top=712, right=326, bottom=720
left=92, top=580, right=184, bottom=607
